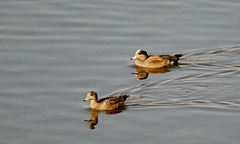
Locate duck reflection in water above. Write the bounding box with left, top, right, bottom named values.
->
left=84, top=108, right=126, bottom=130
left=84, top=109, right=99, bottom=130
left=131, top=66, right=171, bottom=80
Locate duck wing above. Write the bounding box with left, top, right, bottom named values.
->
left=107, top=95, right=130, bottom=104
left=98, top=95, right=129, bottom=104
left=98, top=97, right=111, bottom=103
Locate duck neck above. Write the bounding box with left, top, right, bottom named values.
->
left=90, top=99, right=98, bottom=104
left=90, top=99, right=100, bottom=109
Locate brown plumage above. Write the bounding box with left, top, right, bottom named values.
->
left=131, top=50, right=183, bottom=68
left=84, top=91, right=130, bottom=111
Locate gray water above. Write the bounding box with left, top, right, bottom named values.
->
left=1, top=0, right=240, bottom=144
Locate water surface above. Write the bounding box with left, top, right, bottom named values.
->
left=1, top=0, right=240, bottom=144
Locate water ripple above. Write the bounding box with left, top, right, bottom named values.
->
left=115, top=46, right=240, bottom=111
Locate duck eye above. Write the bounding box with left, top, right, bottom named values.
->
left=90, top=93, right=93, bottom=96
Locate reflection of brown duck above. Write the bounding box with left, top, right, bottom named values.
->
left=84, top=109, right=99, bottom=130
left=84, top=109, right=124, bottom=130
left=84, top=91, right=130, bottom=111
left=131, top=50, right=183, bottom=68
left=132, top=71, right=149, bottom=80
left=132, top=67, right=170, bottom=80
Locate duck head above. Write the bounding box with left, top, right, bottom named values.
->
left=84, top=91, right=98, bottom=101
left=131, top=50, right=148, bottom=61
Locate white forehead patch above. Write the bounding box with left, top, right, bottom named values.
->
left=136, top=50, right=142, bottom=54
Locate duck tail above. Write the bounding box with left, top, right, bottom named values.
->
left=120, top=95, right=130, bottom=101
left=174, top=54, right=183, bottom=60
left=170, top=54, right=183, bottom=65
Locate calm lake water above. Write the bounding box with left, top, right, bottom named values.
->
left=1, top=0, right=240, bottom=144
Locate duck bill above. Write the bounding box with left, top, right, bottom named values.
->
left=131, top=56, right=137, bottom=60
left=131, top=73, right=137, bottom=76
left=83, top=97, right=89, bottom=101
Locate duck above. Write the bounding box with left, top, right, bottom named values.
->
left=131, top=50, right=183, bottom=68
left=83, top=91, right=130, bottom=111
